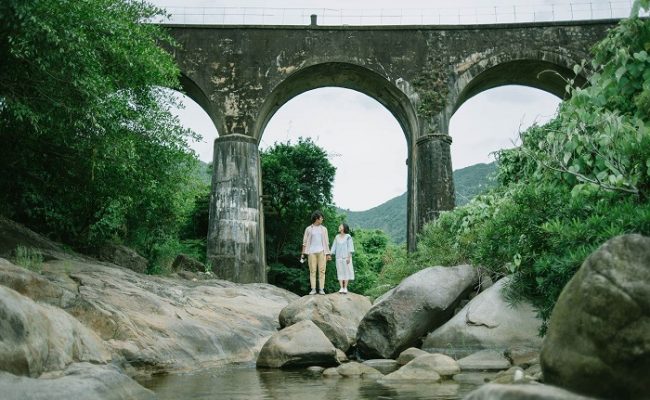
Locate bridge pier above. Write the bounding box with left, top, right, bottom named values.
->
left=415, top=133, right=455, bottom=233
left=207, top=134, right=266, bottom=283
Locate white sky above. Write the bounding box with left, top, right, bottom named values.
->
left=153, top=0, right=629, bottom=211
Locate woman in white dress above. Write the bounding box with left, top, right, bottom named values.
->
left=330, top=223, right=355, bottom=294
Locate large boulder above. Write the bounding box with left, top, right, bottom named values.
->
left=0, top=285, right=110, bottom=377
left=405, top=353, right=460, bottom=377
left=396, top=347, right=430, bottom=365
left=356, top=265, right=478, bottom=359
left=0, top=258, right=77, bottom=308
left=457, top=349, right=511, bottom=371
left=171, top=254, right=206, bottom=273
left=336, top=361, right=383, bottom=377
left=279, top=293, right=372, bottom=352
left=0, top=363, right=156, bottom=400
left=464, top=383, right=595, bottom=400
left=0, top=256, right=298, bottom=376
left=361, top=359, right=399, bottom=374
left=65, top=261, right=297, bottom=375
left=256, top=320, right=339, bottom=368
left=378, top=354, right=451, bottom=383
left=98, top=243, right=148, bottom=274
left=0, top=217, right=88, bottom=262
left=423, top=277, right=542, bottom=356
left=540, top=234, right=650, bottom=400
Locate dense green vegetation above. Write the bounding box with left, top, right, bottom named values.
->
left=341, top=162, right=497, bottom=243
left=0, top=0, right=205, bottom=271
left=373, top=10, right=650, bottom=333
left=260, top=138, right=392, bottom=295
left=261, top=138, right=337, bottom=264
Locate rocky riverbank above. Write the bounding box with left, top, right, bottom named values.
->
left=256, top=234, right=650, bottom=400
left=1, top=216, right=648, bottom=399
left=0, top=217, right=297, bottom=398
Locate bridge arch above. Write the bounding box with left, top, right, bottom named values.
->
left=449, top=50, right=587, bottom=114
left=253, top=61, right=419, bottom=252
left=177, top=73, right=222, bottom=135
left=253, top=62, right=419, bottom=146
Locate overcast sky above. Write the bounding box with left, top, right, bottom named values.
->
left=153, top=0, right=631, bottom=211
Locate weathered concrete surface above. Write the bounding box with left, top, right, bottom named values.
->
left=415, top=134, right=455, bottom=230
left=541, top=234, right=650, bottom=400
left=208, top=134, right=266, bottom=283
left=165, top=22, right=614, bottom=140
left=164, top=20, right=617, bottom=254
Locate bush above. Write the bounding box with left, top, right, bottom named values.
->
left=268, top=262, right=310, bottom=294
left=508, top=194, right=650, bottom=333
left=137, top=235, right=206, bottom=275
left=14, top=246, right=44, bottom=273
left=365, top=245, right=415, bottom=299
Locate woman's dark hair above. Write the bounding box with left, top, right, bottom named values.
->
left=310, top=210, right=324, bottom=223
left=341, top=223, right=350, bottom=234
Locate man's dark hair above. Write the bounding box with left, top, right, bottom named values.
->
left=310, top=210, right=324, bottom=223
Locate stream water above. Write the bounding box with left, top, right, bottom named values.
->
left=139, top=365, right=482, bottom=400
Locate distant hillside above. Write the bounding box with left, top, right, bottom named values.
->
left=339, top=162, right=497, bottom=244
left=453, top=162, right=498, bottom=206
left=195, top=160, right=212, bottom=185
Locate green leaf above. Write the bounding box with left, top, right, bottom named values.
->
left=573, top=64, right=582, bottom=75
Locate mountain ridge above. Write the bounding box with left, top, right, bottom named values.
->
left=338, top=162, right=497, bottom=243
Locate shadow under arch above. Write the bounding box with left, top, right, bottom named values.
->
left=177, top=73, right=222, bottom=135
left=450, top=50, right=587, bottom=114
left=253, top=62, right=419, bottom=146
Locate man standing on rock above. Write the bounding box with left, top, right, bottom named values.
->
left=301, top=210, right=331, bottom=295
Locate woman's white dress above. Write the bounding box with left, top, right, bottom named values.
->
left=331, top=234, right=355, bottom=280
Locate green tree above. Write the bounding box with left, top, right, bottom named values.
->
left=346, top=228, right=390, bottom=295
left=261, top=137, right=337, bottom=262
left=261, top=137, right=340, bottom=293
left=0, top=0, right=200, bottom=269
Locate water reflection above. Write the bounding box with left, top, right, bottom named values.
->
left=139, top=365, right=480, bottom=400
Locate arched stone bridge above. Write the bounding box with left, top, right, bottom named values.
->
left=163, top=19, right=619, bottom=283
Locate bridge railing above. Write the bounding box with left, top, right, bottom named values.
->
left=152, top=1, right=647, bottom=25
